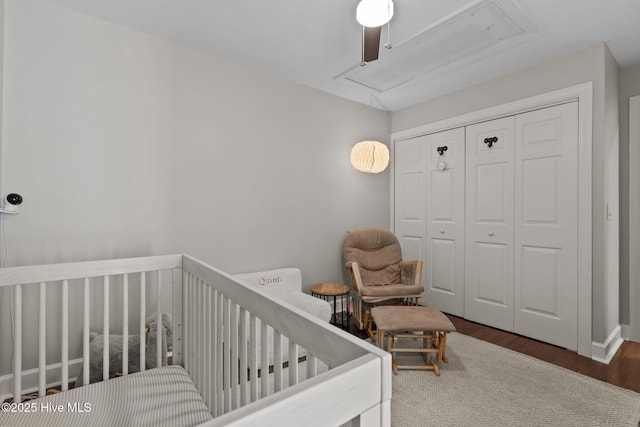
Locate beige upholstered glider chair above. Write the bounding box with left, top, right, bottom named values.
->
left=343, top=228, right=424, bottom=339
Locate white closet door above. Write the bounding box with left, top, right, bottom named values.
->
left=465, top=116, right=515, bottom=331
left=394, top=136, right=427, bottom=272
left=514, top=102, right=579, bottom=350
left=425, top=128, right=465, bottom=315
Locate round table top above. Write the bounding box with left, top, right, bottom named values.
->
left=311, top=282, right=349, bottom=296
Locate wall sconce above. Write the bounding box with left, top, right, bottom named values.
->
left=350, top=140, right=389, bottom=173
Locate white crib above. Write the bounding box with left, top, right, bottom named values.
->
left=0, top=254, right=391, bottom=426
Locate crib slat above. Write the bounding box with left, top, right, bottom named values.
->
left=171, top=267, right=183, bottom=367
left=205, top=285, right=213, bottom=413
left=61, top=279, right=69, bottom=391
left=306, top=353, right=318, bottom=379
left=260, top=322, right=269, bottom=398
left=195, top=278, right=202, bottom=392
left=38, top=283, right=46, bottom=396
left=83, top=278, right=90, bottom=386
left=13, top=284, right=22, bottom=403
left=195, top=279, right=201, bottom=401
left=200, top=280, right=206, bottom=400
left=156, top=270, right=162, bottom=368
left=191, top=274, right=197, bottom=378
left=209, top=287, right=216, bottom=416
left=140, top=272, right=146, bottom=372
left=182, top=271, right=189, bottom=372
left=216, top=289, right=224, bottom=416
left=123, top=273, right=129, bottom=375
left=183, top=272, right=189, bottom=372
left=192, top=277, right=199, bottom=389
left=274, top=331, right=282, bottom=393
left=186, top=273, right=192, bottom=374
left=223, top=296, right=231, bottom=414
left=289, top=341, right=298, bottom=386
left=239, top=307, right=248, bottom=407
left=201, top=279, right=207, bottom=393
left=249, top=313, right=258, bottom=403
left=192, top=275, right=197, bottom=378
left=103, top=276, right=109, bottom=381
left=190, top=274, right=196, bottom=378
left=230, top=299, right=238, bottom=410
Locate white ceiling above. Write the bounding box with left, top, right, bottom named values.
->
left=42, top=0, right=640, bottom=111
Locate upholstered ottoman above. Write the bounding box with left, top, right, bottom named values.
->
left=371, top=306, right=456, bottom=376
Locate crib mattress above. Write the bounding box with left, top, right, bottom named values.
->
left=0, top=365, right=212, bottom=427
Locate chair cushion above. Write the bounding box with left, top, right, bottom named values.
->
left=371, top=306, right=456, bottom=332
left=343, top=228, right=403, bottom=285
left=361, top=283, right=424, bottom=298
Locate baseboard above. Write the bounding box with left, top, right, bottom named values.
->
left=591, top=325, right=623, bottom=364
left=0, top=358, right=82, bottom=402
left=621, top=324, right=631, bottom=340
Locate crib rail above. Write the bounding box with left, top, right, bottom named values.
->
left=0, top=254, right=391, bottom=426
left=0, top=255, right=181, bottom=403
left=181, top=255, right=391, bottom=425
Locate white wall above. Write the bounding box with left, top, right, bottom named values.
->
left=391, top=43, right=619, bottom=345
left=0, top=0, right=389, bottom=375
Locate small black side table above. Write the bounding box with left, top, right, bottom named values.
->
left=311, top=283, right=351, bottom=330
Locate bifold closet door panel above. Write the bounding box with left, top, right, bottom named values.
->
left=465, top=116, right=515, bottom=331
left=394, top=136, right=428, bottom=275
left=514, top=101, right=579, bottom=351
left=425, top=127, right=465, bottom=316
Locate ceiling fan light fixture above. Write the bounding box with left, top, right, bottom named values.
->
left=356, top=0, right=394, bottom=28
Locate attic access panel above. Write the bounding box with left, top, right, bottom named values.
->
left=337, top=0, right=535, bottom=93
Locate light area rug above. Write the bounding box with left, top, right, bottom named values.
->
left=391, top=332, right=640, bottom=427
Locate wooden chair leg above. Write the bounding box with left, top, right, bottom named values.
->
left=364, top=309, right=376, bottom=341
left=376, top=328, right=384, bottom=348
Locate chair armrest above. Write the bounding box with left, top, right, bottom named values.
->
left=345, top=261, right=364, bottom=295
left=400, top=260, right=423, bottom=286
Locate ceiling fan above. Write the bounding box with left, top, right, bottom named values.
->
left=356, top=0, right=394, bottom=65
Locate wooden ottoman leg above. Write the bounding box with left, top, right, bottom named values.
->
left=386, top=333, right=399, bottom=375
left=437, top=332, right=448, bottom=363
left=421, top=332, right=432, bottom=364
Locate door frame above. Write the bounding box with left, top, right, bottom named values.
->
left=629, top=95, right=640, bottom=343
left=390, top=82, right=593, bottom=357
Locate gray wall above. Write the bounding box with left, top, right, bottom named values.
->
left=620, top=64, right=640, bottom=327
left=0, top=0, right=389, bottom=374
left=391, top=43, right=619, bottom=344
left=161, top=25, right=390, bottom=288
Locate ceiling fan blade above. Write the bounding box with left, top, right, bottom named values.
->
left=363, top=26, right=381, bottom=63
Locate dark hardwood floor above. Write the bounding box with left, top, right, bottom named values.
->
left=445, top=315, right=640, bottom=393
